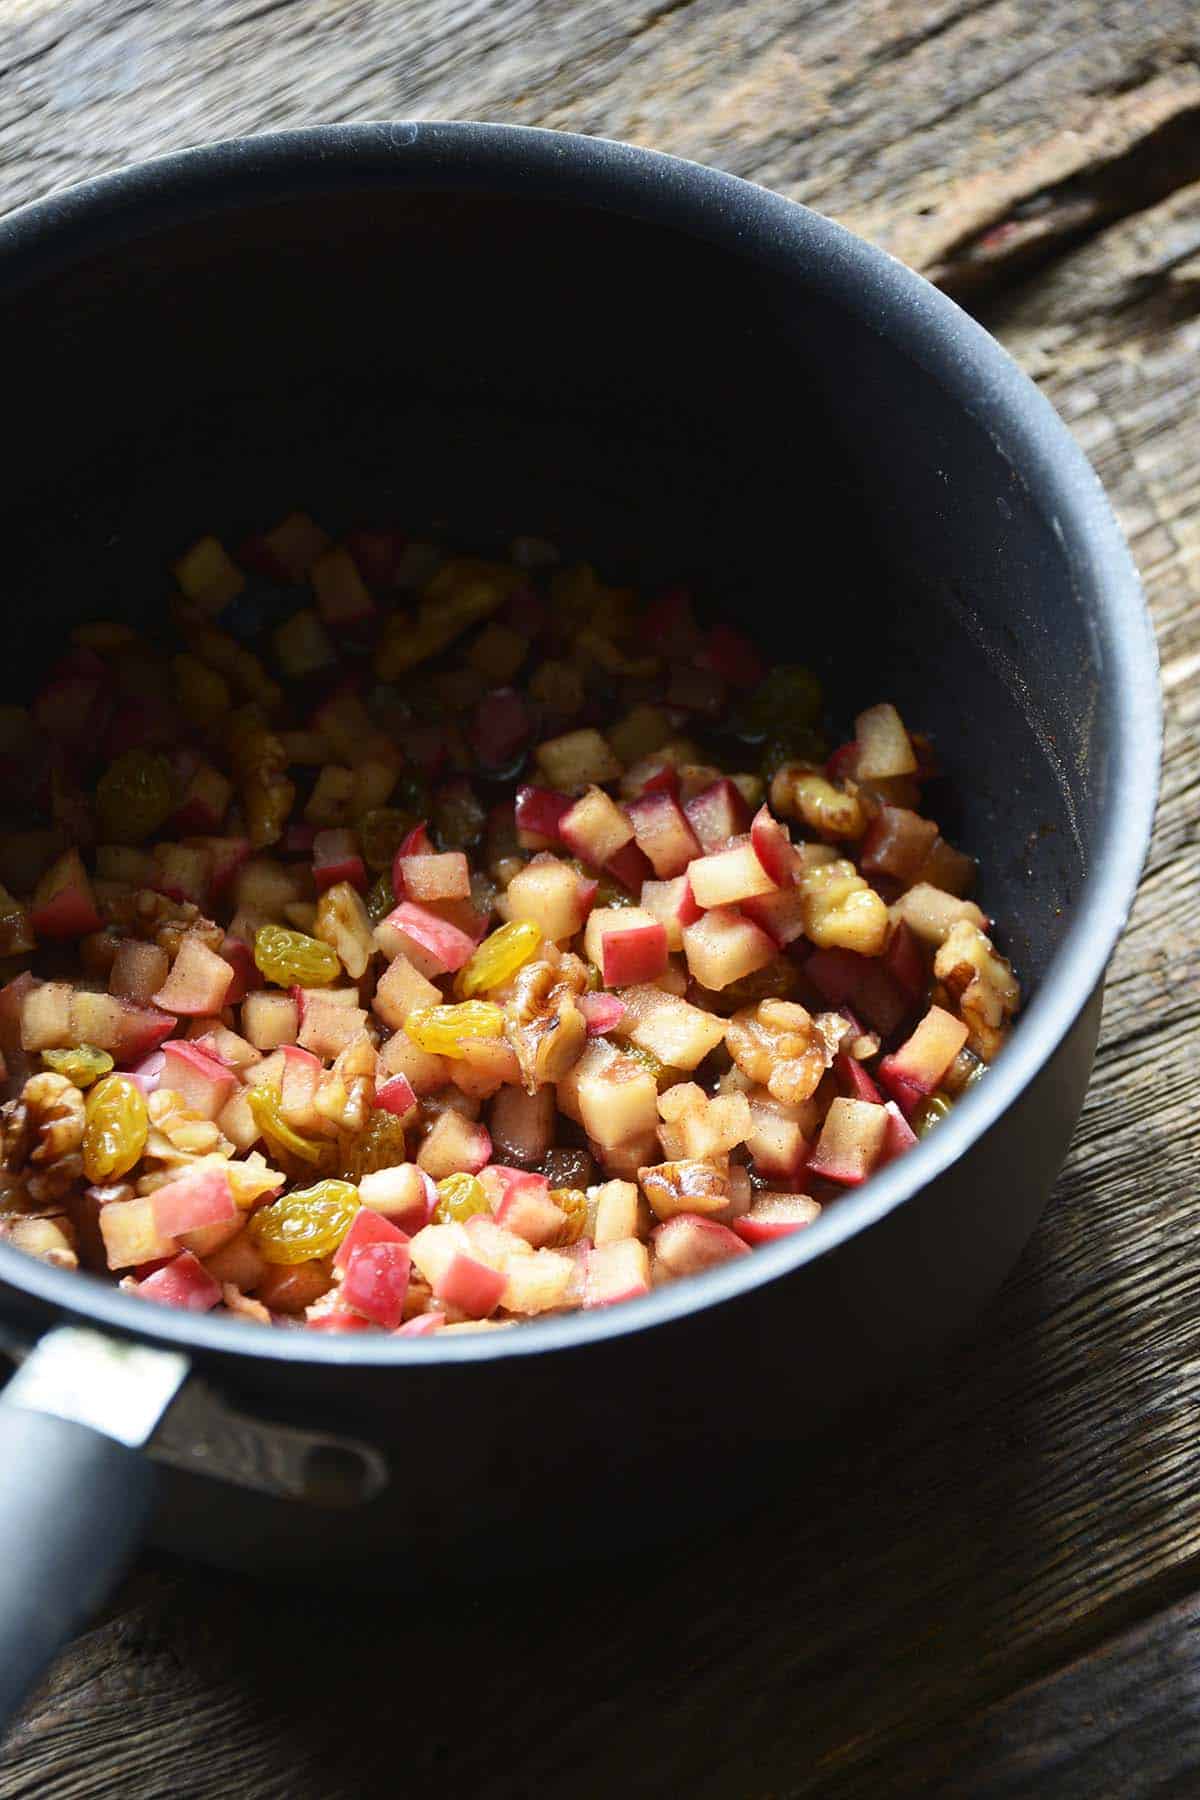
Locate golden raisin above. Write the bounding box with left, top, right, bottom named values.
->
left=82, top=1075, right=149, bottom=1182
left=95, top=751, right=174, bottom=844
left=550, top=1188, right=588, bottom=1244
left=42, top=1046, right=114, bottom=1089
left=250, top=1179, right=360, bottom=1264
left=404, top=1002, right=505, bottom=1058
left=253, top=924, right=341, bottom=988
left=433, top=1172, right=489, bottom=1225
left=247, top=1085, right=331, bottom=1167
left=456, top=920, right=542, bottom=999
left=339, top=1111, right=408, bottom=1180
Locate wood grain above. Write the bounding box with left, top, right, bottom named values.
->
left=0, top=1, right=1198, bottom=1795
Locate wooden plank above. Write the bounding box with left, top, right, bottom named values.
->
left=1, top=3, right=1199, bottom=1796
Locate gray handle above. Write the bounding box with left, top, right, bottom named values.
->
left=0, top=1403, right=155, bottom=1726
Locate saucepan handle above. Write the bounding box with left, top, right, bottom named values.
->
left=0, top=1327, right=189, bottom=1729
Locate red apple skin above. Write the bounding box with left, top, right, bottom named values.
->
left=151, top=1167, right=238, bottom=1238
left=394, top=1311, right=446, bottom=1336
left=749, top=806, right=796, bottom=886
left=605, top=841, right=654, bottom=893
left=472, top=688, right=531, bottom=770
left=160, top=1040, right=238, bottom=1114
left=220, top=936, right=255, bottom=1005
left=883, top=920, right=928, bottom=1002
left=312, top=829, right=368, bottom=893
left=30, top=849, right=102, bottom=939
left=332, top=1206, right=410, bottom=1275
left=433, top=1253, right=507, bottom=1318
left=733, top=1196, right=821, bottom=1244
left=836, top=1052, right=884, bottom=1105
left=375, top=1073, right=417, bottom=1117
left=514, top=785, right=572, bottom=849
left=803, top=947, right=910, bottom=1040
left=377, top=901, right=476, bottom=976
left=135, top=1251, right=222, bottom=1312
left=307, top=1307, right=373, bottom=1333
left=579, top=993, right=627, bottom=1036
left=683, top=779, right=751, bottom=853
left=652, top=1213, right=750, bottom=1277
left=600, top=919, right=669, bottom=986
left=114, top=1006, right=178, bottom=1064
left=340, top=1241, right=412, bottom=1329
left=879, top=1100, right=918, bottom=1163
left=625, top=792, right=702, bottom=879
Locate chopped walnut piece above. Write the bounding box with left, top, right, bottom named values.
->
left=770, top=764, right=867, bottom=839
left=934, top=922, right=1020, bottom=1061
left=638, top=1157, right=731, bottom=1222
left=503, top=959, right=587, bottom=1092
left=726, top=1000, right=832, bottom=1108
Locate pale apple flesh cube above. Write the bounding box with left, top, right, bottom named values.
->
left=615, top=984, right=727, bottom=1071
left=358, top=1164, right=433, bottom=1230
left=652, top=1213, right=750, bottom=1279
left=501, top=1248, right=575, bottom=1314
left=879, top=1004, right=970, bottom=1098
left=558, top=785, right=634, bottom=866
left=855, top=702, right=917, bottom=779
left=19, top=981, right=75, bottom=1051
left=378, top=1026, right=450, bottom=1096
left=217, top=1088, right=262, bottom=1152
left=577, top=1056, right=658, bottom=1152
left=682, top=907, right=775, bottom=990
left=242, top=991, right=300, bottom=1050
left=298, top=997, right=369, bottom=1059
left=807, top=1096, right=890, bottom=1184
left=415, top=1110, right=493, bottom=1179
left=535, top=727, right=621, bottom=790
left=592, top=1179, right=640, bottom=1245
left=109, top=940, right=171, bottom=1004
left=506, top=857, right=592, bottom=942
left=555, top=1037, right=616, bottom=1127
left=888, top=884, right=988, bottom=946
left=152, top=934, right=233, bottom=1016
left=100, top=1196, right=179, bottom=1270
left=372, top=953, right=442, bottom=1030
left=160, top=1042, right=237, bottom=1120
left=583, top=1238, right=651, bottom=1308
left=686, top=842, right=778, bottom=909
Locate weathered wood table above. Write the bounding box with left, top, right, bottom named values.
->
left=1, top=2, right=1197, bottom=1793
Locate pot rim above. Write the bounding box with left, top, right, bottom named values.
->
left=0, top=120, right=1161, bottom=1368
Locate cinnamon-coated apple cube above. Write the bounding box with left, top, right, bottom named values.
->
left=582, top=1238, right=651, bottom=1308
left=639, top=875, right=701, bottom=951
left=415, top=1110, right=493, bottom=1180
left=160, top=1041, right=237, bottom=1120
left=506, top=856, right=593, bottom=942
left=559, top=786, right=635, bottom=867
left=396, top=851, right=471, bottom=903
left=152, top=934, right=233, bottom=1016
left=583, top=906, right=667, bottom=986
left=576, top=1052, right=659, bottom=1153
left=624, top=791, right=701, bottom=879
left=30, top=848, right=102, bottom=940
left=372, top=953, right=442, bottom=1030
left=682, top=907, right=775, bottom=991
left=687, top=841, right=778, bottom=909
left=683, top=778, right=751, bottom=853
left=592, top=1179, right=640, bottom=1245
left=19, top=981, right=75, bottom=1051
left=100, top=1195, right=179, bottom=1270
left=377, top=1025, right=448, bottom=1095
left=358, top=1164, right=435, bottom=1232
left=500, top=1249, right=575, bottom=1315
left=807, top=1097, right=889, bottom=1184
left=652, top=1213, right=750, bottom=1279
left=855, top=702, right=917, bottom=779
left=888, top=884, right=988, bottom=946
left=614, top=984, right=727, bottom=1071
left=298, top=996, right=369, bottom=1060
left=535, top=727, right=621, bottom=790
left=109, top=940, right=170, bottom=1004
left=242, top=991, right=299, bottom=1050
left=733, top=1194, right=822, bottom=1244
left=878, top=1004, right=969, bottom=1101
left=374, top=901, right=475, bottom=978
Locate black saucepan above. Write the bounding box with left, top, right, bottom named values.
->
left=0, top=122, right=1159, bottom=1724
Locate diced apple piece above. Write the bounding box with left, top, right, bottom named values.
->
left=396, top=851, right=471, bottom=903
left=375, top=1072, right=417, bottom=1118
left=374, top=901, right=475, bottom=978
left=30, top=849, right=102, bottom=939
left=312, top=880, right=376, bottom=981
left=359, top=1165, right=435, bottom=1231
left=582, top=1238, right=651, bottom=1308
left=739, top=885, right=806, bottom=949
left=135, top=1250, right=222, bottom=1312
left=749, top=806, right=797, bottom=887
left=687, top=841, right=777, bottom=909
left=580, top=907, right=667, bottom=987
left=558, top=786, right=634, bottom=868
left=152, top=934, right=233, bottom=1016
left=373, top=953, right=442, bottom=1031
left=855, top=703, right=917, bottom=779
left=878, top=1004, right=970, bottom=1105
left=416, top=1111, right=493, bottom=1180
left=506, top=856, right=593, bottom=942
left=592, top=1178, right=640, bottom=1245
left=68, top=991, right=176, bottom=1062
left=807, top=1097, right=889, bottom=1184
left=860, top=805, right=939, bottom=886
left=151, top=842, right=212, bottom=906
left=450, top=1034, right=522, bottom=1100
left=620, top=790, right=699, bottom=880
left=745, top=1094, right=812, bottom=1181
left=311, top=544, right=377, bottom=628
left=498, top=1248, right=574, bottom=1315
left=242, top=991, right=299, bottom=1050
left=487, top=1170, right=567, bottom=1249
left=172, top=762, right=233, bottom=835
left=578, top=992, right=627, bottom=1036
left=19, top=981, right=74, bottom=1051
left=913, top=836, right=976, bottom=897
left=804, top=946, right=910, bottom=1039
left=889, top=884, right=989, bottom=947
left=100, top=1195, right=179, bottom=1270
left=683, top=778, right=751, bottom=853
left=278, top=1044, right=327, bottom=1134
left=733, top=1194, right=821, bottom=1244
left=682, top=907, right=775, bottom=991
left=535, top=727, right=621, bottom=790
left=879, top=1099, right=919, bottom=1164
left=409, top=1223, right=507, bottom=1318
left=339, top=1241, right=411, bottom=1328
left=173, top=534, right=244, bottom=610
left=639, top=875, right=701, bottom=952
left=573, top=1044, right=659, bottom=1152
left=109, top=940, right=170, bottom=1004
left=652, top=1213, right=750, bottom=1279
left=151, top=1165, right=237, bottom=1238
left=377, top=1022, right=448, bottom=1094
left=514, top=784, right=572, bottom=849
left=160, top=1041, right=237, bottom=1120
left=298, top=996, right=369, bottom=1060
left=311, top=829, right=367, bottom=895
left=615, top=984, right=727, bottom=1071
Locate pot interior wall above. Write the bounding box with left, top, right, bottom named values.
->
left=2, top=185, right=1099, bottom=982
